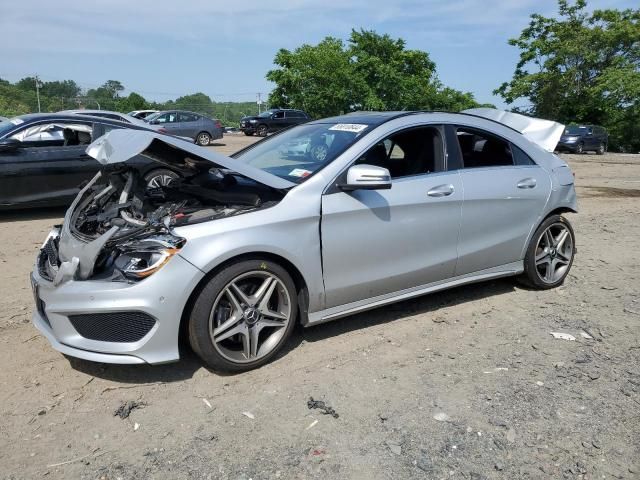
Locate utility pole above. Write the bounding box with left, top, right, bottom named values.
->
left=35, top=75, right=42, bottom=113
left=257, top=93, right=262, bottom=115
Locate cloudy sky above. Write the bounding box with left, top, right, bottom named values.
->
left=1, top=0, right=636, bottom=107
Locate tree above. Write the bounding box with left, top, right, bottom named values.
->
left=267, top=37, right=360, bottom=118
left=495, top=0, right=640, bottom=151
left=267, top=29, right=482, bottom=118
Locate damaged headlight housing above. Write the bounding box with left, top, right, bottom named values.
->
left=114, top=236, right=185, bottom=280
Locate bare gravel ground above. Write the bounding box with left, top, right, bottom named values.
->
left=0, top=139, right=638, bottom=480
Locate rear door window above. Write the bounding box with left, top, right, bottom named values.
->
left=178, top=112, right=198, bottom=122
left=454, top=128, right=514, bottom=168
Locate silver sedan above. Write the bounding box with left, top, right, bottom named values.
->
left=31, top=110, right=577, bottom=372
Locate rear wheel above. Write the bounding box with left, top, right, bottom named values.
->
left=520, top=214, right=575, bottom=289
left=196, top=132, right=211, bottom=146
left=144, top=169, right=179, bottom=189
left=257, top=124, right=268, bottom=137
left=188, top=259, right=298, bottom=372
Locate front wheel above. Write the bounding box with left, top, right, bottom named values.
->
left=596, top=143, right=606, bottom=155
left=520, top=215, right=575, bottom=289
left=575, top=142, right=584, bottom=154
left=188, top=259, right=298, bottom=372
left=257, top=124, right=268, bottom=137
left=196, top=132, right=211, bottom=146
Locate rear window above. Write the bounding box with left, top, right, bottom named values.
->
left=565, top=125, right=587, bottom=135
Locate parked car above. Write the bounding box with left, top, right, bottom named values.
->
left=240, top=108, right=310, bottom=137
left=0, top=114, right=185, bottom=209
left=144, top=110, right=223, bottom=146
left=556, top=124, right=608, bottom=154
left=128, top=110, right=159, bottom=119
left=31, top=109, right=576, bottom=372
left=59, top=109, right=147, bottom=126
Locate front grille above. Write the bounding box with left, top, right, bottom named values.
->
left=68, top=312, right=156, bottom=343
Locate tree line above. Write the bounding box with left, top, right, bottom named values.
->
left=0, top=78, right=259, bottom=127
left=1, top=0, right=638, bottom=151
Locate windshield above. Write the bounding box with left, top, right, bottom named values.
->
left=258, top=110, right=275, bottom=118
left=233, top=123, right=369, bottom=184
left=144, top=112, right=161, bottom=122
left=0, top=117, right=25, bottom=137
left=564, top=125, right=586, bottom=135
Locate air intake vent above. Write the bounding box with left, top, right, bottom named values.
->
left=68, top=312, right=156, bottom=343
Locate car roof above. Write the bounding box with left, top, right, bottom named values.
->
left=2, top=113, right=151, bottom=130
left=60, top=109, right=126, bottom=116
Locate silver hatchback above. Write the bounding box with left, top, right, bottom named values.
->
left=31, top=110, right=577, bottom=372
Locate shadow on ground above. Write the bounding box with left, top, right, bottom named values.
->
left=66, top=277, right=516, bottom=382
left=66, top=349, right=203, bottom=384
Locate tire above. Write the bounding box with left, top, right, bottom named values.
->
left=519, top=214, right=575, bottom=289
left=309, top=143, right=329, bottom=162
left=575, top=142, right=584, bottom=154
left=244, top=131, right=254, bottom=136
left=144, top=169, right=179, bottom=189
left=257, top=124, right=268, bottom=137
left=196, top=132, right=211, bottom=146
left=188, top=258, right=298, bottom=372
left=596, top=143, right=606, bottom=155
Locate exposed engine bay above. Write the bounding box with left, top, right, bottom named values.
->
left=40, top=165, right=283, bottom=284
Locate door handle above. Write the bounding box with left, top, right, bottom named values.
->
left=517, top=178, right=537, bottom=189
left=427, top=184, right=454, bottom=197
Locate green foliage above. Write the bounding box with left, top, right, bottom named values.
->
left=267, top=29, right=483, bottom=118
left=0, top=78, right=259, bottom=127
left=496, top=0, right=640, bottom=152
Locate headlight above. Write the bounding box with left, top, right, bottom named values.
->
left=114, top=237, right=184, bottom=280
left=249, top=119, right=258, bottom=124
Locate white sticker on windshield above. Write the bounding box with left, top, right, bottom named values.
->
left=329, top=123, right=367, bottom=133
left=289, top=168, right=312, bottom=178
left=10, top=118, right=24, bottom=125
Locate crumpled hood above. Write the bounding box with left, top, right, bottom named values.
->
left=462, top=108, right=565, bottom=153
left=86, top=129, right=295, bottom=190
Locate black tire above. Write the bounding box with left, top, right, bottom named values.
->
left=519, top=214, right=575, bottom=289
left=143, top=168, right=179, bottom=189
left=244, top=131, right=254, bottom=136
left=196, top=132, right=211, bottom=146
left=575, top=142, right=584, bottom=154
left=188, top=258, right=298, bottom=372
left=596, top=143, right=606, bottom=155
left=257, top=124, right=268, bottom=137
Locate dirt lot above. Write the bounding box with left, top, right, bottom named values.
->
left=0, top=136, right=639, bottom=480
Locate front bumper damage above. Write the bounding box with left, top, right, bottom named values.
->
left=31, top=239, right=204, bottom=364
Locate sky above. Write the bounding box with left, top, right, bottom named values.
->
left=1, top=0, right=636, bottom=109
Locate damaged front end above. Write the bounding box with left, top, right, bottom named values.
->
left=38, top=130, right=290, bottom=286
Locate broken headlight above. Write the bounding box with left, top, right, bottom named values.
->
left=114, top=236, right=185, bottom=280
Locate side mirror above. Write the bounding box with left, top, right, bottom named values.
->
left=0, top=138, right=20, bottom=152
left=340, top=164, right=392, bottom=191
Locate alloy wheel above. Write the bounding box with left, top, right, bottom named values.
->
left=534, top=223, right=574, bottom=284
left=146, top=173, right=177, bottom=189
left=208, top=271, right=292, bottom=363
left=257, top=125, right=268, bottom=137
left=197, top=133, right=211, bottom=146
left=310, top=144, right=329, bottom=162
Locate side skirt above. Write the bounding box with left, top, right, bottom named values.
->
left=305, top=261, right=523, bottom=326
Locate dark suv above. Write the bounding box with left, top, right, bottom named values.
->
left=556, top=125, right=608, bottom=155
left=240, top=109, right=310, bottom=137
